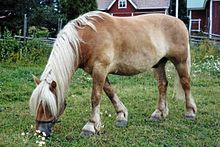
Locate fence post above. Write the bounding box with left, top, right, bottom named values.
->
left=23, top=14, right=28, bottom=41
left=209, top=0, right=213, bottom=39
left=189, top=10, right=192, bottom=36
left=175, top=0, right=179, bottom=18
left=58, top=18, right=63, bottom=33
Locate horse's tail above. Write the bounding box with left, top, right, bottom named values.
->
left=173, top=43, right=191, bottom=100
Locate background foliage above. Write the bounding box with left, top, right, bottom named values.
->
left=169, top=0, right=188, bottom=24
left=0, top=0, right=34, bottom=35
left=60, top=0, right=97, bottom=21
left=0, top=0, right=97, bottom=37
left=0, top=0, right=188, bottom=37
left=0, top=31, right=51, bottom=64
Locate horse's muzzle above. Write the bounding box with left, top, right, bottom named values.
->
left=36, top=119, right=58, bottom=137
left=37, top=122, right=53, bottom=137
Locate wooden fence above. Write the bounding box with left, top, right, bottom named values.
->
left=190, top=33, right=220, bottom=43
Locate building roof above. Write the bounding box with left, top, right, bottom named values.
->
left=97, top=0, right=170, bottom=10
left=187, top=0, right=208, bottom=10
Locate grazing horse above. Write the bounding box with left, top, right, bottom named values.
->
left=29, top=11, right=197, bottom=137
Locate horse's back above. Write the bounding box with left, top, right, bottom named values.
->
left=80, top=12, right=189, bottom=75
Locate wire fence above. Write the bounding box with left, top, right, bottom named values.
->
left=14, top=35, right=56, bottom=44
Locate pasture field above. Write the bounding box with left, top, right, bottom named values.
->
left=0, top=43, right=220, bottom=146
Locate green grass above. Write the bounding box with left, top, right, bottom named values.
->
left=0, top=60, right=220, bottom=146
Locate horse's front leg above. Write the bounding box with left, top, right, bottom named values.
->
left=80, top=63, right=107, bottom=136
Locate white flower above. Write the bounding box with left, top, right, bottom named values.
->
left=39, top=141, right=45, bottom=146
left=42, top=132, right=47, bottom=137
left=31, top=125, right=34, bottom=129
left=40, top=141, right=45, bottom=145
left=108, top=114, right=112, bottom=117
left=21, top=132, right=25, bottom=136
left=105, top=110, right=108, bottom=114
left=36, top=140, right=39, bottom=144
left=86, top=77, right=92, bottom=81
left=41, top=137, right=45, bottom=141
left=36, top=130, right=41, bottom=134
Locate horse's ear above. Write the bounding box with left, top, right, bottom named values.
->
left=50, top=81, right=57, bottom=91
left=32, top=75, right=41, bottom=85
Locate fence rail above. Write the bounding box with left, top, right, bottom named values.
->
left=14, top=35, right=56, bottom=44
left=14, top=34, right=220, bottom=44
left=1, top=34, right=220, bottom=44
left=190, top=33, right=220, bottom=43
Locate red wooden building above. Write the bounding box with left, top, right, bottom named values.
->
left=187, top=0, right=220, bottom=36
left=97, top=0, right=170, bottom=16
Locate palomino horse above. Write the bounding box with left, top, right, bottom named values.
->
left=29, top=11, right=197, bottom=137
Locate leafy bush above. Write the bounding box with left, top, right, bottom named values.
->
left=20, top=39, right=51, bottom=63
left=0, top=31, right=51, bottom=64
left=0, top=32, right=22, bottom=62
left=191, top=40, right=220, bottom=61
left=191, top=40, right=220, bottom=77
left=29, top=26, right=49, bottom=38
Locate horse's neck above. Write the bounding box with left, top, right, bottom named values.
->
left=41, top=57, right=76, bottom=87
left=40, top=42, right=78, bottom=116
left=44, top=40, right=78, bottom=79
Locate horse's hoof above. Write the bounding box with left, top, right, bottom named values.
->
left=150, top=115, right=161, bottom=121
left=80, top=130, right=95, bottom=137
left=185, top=114, right=196, bottom=120
left=116, top=119, right=128, bottom=127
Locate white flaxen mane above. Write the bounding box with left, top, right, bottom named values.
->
left=29, top=11, right=104, bottom=117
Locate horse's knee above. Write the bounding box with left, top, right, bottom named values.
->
left=158, top=80, right=168, bottom=94
left=180, top=77, right=190, bottom=90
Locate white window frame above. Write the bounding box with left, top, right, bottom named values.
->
left=118, top=0, right=127, bottom=9
left=191, top=19, right=201, bottom=32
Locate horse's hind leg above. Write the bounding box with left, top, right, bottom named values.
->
left=174, top=62, right=197, bottom=119
left=151, top=59, right=169, bottom=121
left=103, top=78, right=128, bottom=127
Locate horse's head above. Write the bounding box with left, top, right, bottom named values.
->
left=29, top=75, right=66, bottom=137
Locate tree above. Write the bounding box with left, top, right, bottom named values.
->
left=0, top=0, right=66, bottom=37
left=169, top=0, right=188, bottom=25
left=60, top=0, right=97, bottom=21
left=0, top=0, right=35, bottom=36
left=30, top=6, right=66, bottom=37
left=0, top=0, right=97, bottom=37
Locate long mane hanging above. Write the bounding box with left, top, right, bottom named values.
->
left=29, top=11, right=104, bottom=117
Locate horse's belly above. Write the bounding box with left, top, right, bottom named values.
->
left=109, top=61, right=150, bottom=76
